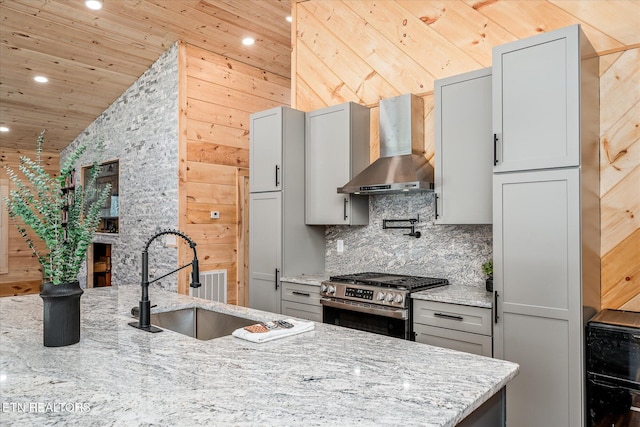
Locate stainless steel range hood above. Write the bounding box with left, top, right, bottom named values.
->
left=338, top=94, right=434, bottom=195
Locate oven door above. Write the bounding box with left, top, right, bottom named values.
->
left=587, top=322, right=640, bottom=383
left=587, top=373, right=640, bottom=427
left=321, top=298, right=410, bottom=340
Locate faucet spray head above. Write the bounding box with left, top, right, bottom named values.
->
left=190, top=258, right=201, bottom=288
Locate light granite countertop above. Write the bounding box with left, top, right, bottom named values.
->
left=0, top=286, right=517, bottom=426
left=281, top=274, right=492, bottom=309
left=280, top=273, right=329, bottom=286
left=412, top=284, right=493, bottom=309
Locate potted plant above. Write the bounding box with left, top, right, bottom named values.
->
left=482, top=260, right=493, bottom=292
left=3, top=131, right=110, bottom=347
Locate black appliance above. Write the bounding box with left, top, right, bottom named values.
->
left=320, top=272, right=449, bottom=340
left=586, top=309, right=640, bottom=427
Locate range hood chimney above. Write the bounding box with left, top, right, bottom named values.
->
left=338, top=94, right=434, bottom=195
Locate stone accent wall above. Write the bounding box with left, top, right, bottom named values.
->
left=62, top=43, right=180, bottom=291
left=326, top=193, right=492, bottom=287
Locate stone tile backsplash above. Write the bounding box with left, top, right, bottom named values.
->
left=325, top=192, right=492, bottom=287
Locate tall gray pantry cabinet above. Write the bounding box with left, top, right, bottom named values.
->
left=249, top=107, right=325, bottom=313
left=492, top=25, right=600, bottom=427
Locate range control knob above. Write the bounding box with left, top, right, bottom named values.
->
left=376, top=291, right=386, bottom=301
left=320, top=284, right=327, bottom=293
left=394, top=294, right=404, bottom=304
left=327, top=285, right=336, bottom=295
left=385, top=293, right=395, bottom=302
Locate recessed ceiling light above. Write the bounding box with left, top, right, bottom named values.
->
left=286, top=16, right=292, bottom=23
left=34, top=76, right=48, bottom=83
left=242, top=37, right=255, bottom=46
left=0, top=126, right=9, bottom=132
left=85, top=0, right=103, bottom=10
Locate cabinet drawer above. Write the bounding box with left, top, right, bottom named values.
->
left=413, top=300, right=491, bottom=336
left=414, top=324, right=492, bottom=357
left=281, top=281, right=321, bottom=306
left=281, top=301, right=322, bottom=322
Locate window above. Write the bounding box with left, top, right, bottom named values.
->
left=84, top=160, right=119, bottom=234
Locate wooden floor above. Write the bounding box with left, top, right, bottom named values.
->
left=0, top=280, right=41, bottom=297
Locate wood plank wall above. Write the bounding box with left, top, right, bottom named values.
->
left=0, top=148, right=60, bottom=296
left=600, top=48, right=640, bottom=310
left=292, top=0, right=640, bottom=309
left=177, top=42, right=291, bottom=303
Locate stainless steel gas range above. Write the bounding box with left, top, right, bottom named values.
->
left=320, top=272, right=449, bottom=340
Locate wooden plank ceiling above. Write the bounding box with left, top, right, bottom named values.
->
left=0, top=0, right=292, bottom=152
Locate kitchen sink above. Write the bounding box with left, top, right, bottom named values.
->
left=147, top=307, right=256, bottom=340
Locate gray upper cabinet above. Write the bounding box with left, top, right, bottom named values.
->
left=434, top=68, right=493, bottom=224
left=305, top=102, right=370, bottom=225
left=250, top=108, right=284, bottom=193
left=249, top=107, right=325, bottom=314
left=493, top=25, right=582, bottom=172
left=492, top=24, right=600, bottom=427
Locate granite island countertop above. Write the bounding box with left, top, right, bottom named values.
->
left=0, top=286, right=517, bottom=426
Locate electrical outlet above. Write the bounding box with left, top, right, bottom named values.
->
left=337, top=240, right=344, bottom=253
left=210, top=211, right=220, bottom=219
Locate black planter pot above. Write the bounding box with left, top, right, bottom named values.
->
left=485, top=278, right=493, bottom=292
left=39, top=281, right=84, bottom=347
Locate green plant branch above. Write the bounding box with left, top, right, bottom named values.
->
left=481, top=260, right=493, bottom=278
left=3, top=131, right=111, bottom=284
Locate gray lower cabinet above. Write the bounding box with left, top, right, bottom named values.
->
left=493, top=168, right=595, bottom=427
left=434, top=67, right=493, bottom=224
left=280, top=281, right=322, bottom=322
left=249, top=192, right=282, bottom=313
left=305, top=102, right=370, bottom=225
left=413, top=300, right=492, bottom=357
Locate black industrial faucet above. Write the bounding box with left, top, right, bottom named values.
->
left=129, top=229, right=201, bottom=333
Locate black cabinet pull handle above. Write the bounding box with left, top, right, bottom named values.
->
left=343, top=198, right=348, bottom=220
left=493, top=134, right=498, bottom=165
left=434, top=312, right=463, bottom=321
left=434, top=193, right=439, bottom=219
left=275, top=165, right=280, bottom=187
left=275, top=268, right=280, bottom=290
left=494, top=291, right=499, bottom=324
left=292, top=291, right=310, bottom=297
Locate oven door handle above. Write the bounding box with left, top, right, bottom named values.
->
left=589, top=375, right=640, bottom=392
left=320, top=297, right=408, bottom=320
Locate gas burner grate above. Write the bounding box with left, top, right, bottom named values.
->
left=329, top=272, right=449, bottom=291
